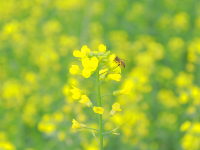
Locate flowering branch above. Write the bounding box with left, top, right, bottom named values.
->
left=101, top=93, right=113, bottom=98
left=70, top=44, right=126, bottom=150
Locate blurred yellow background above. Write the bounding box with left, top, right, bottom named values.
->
left=0, top=0, right=200, bottom=150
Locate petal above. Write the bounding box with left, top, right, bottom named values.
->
left=73, top=50, right=82, bottom=58
left=82, top=57, right=90, bottom=69
left=82, top=69, right=91, bottom=78
left=109, top=54, right=116, bottom=62
left=90, top=57, right=98, bottom=71
left=99, top=44, right=106, bottom=52
left=72, top=93, right=81, bottom=99
left=81, top=45, right=90, bottom=54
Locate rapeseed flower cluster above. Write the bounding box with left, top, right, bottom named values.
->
left=69, top=44, right=127, bottom=149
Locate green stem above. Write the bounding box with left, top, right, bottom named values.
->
left=101, top=93, right=113, bottom=98
left=84, top=127, right=99, bottom=131
left=96, top=66, right=103, bottom=150
left=102, top=131, right=113, bottom=134
left=102, top=115, right=111, bottom=124
left=83, top=92, right=98, bottom=95
left=91, top=129, right=100, bottom=145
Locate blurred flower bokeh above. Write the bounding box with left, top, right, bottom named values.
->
left=0, top=0, right=200, bottom=150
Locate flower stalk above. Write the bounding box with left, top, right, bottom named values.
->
left=96, top=65, right=103, bottom=150
left=70, top=44, right=125, bottom=150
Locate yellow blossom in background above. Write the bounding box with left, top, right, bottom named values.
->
left=72, top=119, right=86, bottom=129
left=180, top=121, right=191, bottom=132
left=179, top=92, right=189, bottom=104
left=69, top=65, right=81, bottom=75
left=0, top=141, right=16, bottom=150
left=70, top=86, right=82, bottom=99
left=98, top=44, right=106, bottom=52
left=113, top=88, right=130, bottom=96
left=79, top=95, right=93, bottom=107
left=110, top=102, right=122, bottom=116
left=38, top=122, right=56, bottom=134
left=73, top=45, right=90, bottom=58
left=175, top=72, right=193, bottom=88
left=93, top=107, right=104, bottom=114
left=57, top=131, right=66, bottom=141
left=106, top=74, right=121, bottom=81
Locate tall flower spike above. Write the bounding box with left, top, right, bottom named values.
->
left=110, top=102, right=122, bottom=116
left=70, top=86, right=82, bottom=99
left=79, top=95, right=93, bottom=107
left=70, top=44, right=125, bottom=150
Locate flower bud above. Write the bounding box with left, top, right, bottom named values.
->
left=99, top=56, right=103, bottom=63
left=104, top=51, right=111, bottom=58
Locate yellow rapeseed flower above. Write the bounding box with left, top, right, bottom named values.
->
left=82, top=57, right=98, bottom=78
left=73, top=45, right=90, bottom=58
left=105, top=74, right=121, bottom=81
left=99, top=44, right=106, bottom=52
left=79, top=95, right=93, bottom=107
left=72, top=119, right=86, bottom=129
left=109, top=54, right=116, bottom=62
left=110, top=102, right=122, bottom=116
left=69, top=65, right=81, bottom=75
left=82, top=57, right=98, bottom=71
left=113, top=88, right=130, bottom=96
left=93, top=107, right=104, bottom=114
left=82, top=69, right=92, bottom=78
left=70, top=86, right=82, bottom=99
left=113, top=66, right=121, bottom=74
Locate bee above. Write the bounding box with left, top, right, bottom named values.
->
left=114, top=56, right=125, bottom=68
